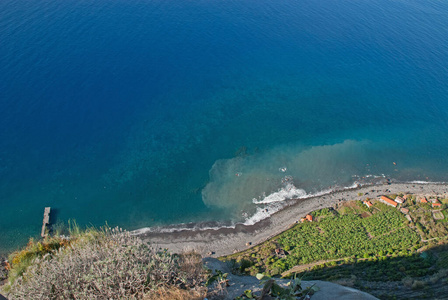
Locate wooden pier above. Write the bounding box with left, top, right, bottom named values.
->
left=41, top=207, right=51, bottom=238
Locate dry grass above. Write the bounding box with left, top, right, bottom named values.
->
left=144, top=285, right=207, bottom=300
left=144, top=251, right=210, bottom=300
left=179, top=251, right=207, bottom=285
left=332, top=275, right=357, bottom=288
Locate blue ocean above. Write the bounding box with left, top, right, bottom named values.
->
left=1, top=0, right=448, bottom=254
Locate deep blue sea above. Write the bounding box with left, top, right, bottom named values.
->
left=1, top=0, right=448, bottom=254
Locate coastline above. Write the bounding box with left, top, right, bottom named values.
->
left=139, top=182, right=448, bottom=257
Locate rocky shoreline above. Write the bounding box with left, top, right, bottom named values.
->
left=140, top=182, right=448, bottom=257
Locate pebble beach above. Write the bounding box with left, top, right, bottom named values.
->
left=139, top=182, right=448, bottom=257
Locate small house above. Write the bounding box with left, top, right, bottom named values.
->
left=305, top=214, right=313, bottom=222
left=432, top=202, right=442, bottom=208
left=420, top=197, right=428, bottom=203
left=363, top=200, right=373, bottom=208
left=400, top=207, right=409, bottom=214
left=395, top=196, right=404, bottom=204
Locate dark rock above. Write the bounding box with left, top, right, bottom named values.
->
left=0, top=257, right=8, bottom=283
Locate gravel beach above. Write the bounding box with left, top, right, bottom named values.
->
left=139, top=182, right=448, bottom=257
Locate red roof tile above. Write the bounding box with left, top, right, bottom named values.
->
left=380, top=196, right=398, bottom=207
left=364, top=200, right=373, bottom=207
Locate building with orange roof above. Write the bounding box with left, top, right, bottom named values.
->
left=305, top=214, right=313, bottom=222
left=380, top=196, right=398, bottom=207
left=363, top=200, right=373, bottom=208
left=420, top=197, right=428, bottom=203
left=432, top=202, right=442, bottom=208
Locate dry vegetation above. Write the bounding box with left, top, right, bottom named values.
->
left=2, top=226, right=208, bottom=299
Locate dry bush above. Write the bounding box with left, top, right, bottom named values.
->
left=332, top=277, right=355, bottom=287
left=179, top=251, right=207, bottom=286
left=5, top=227, right=206, bottom=299
left=5, top=235, right=75, bottom=287
left=411, top=280, right=425, bottom=290
left=143, top=285, right=207, bottom=300
left=401, top=276, right=414, bottom=288
left=429, top=269, right=448, bottom=284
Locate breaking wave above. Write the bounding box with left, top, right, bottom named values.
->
left=133, top=179, right=370, bottom=235
left=133, top=139, right=441, bottom=236
left=252, top=182, right=306, bottom=204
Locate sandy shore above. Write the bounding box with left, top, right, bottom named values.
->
left=139, top=182, right=448, bottom=257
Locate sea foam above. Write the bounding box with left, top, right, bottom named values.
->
left=252, top=182, right=306, bottom=204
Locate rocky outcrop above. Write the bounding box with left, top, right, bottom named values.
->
left=0, top=257, right=7, bottom=283
left=204, top=258, right=378, bottom=300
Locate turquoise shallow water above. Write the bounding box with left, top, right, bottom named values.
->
left=1, top=0, right=448, bottom=254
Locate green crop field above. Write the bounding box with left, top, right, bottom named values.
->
left=222, top=198, right=448, bottom=282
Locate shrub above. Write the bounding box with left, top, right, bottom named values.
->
left=4, top=227, right=206, bottom=299
left=401, top=276, right=413, bottom=288
left=411, top=280, right=425, bottom=290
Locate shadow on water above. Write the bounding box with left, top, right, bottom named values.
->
left=48, top=208, right=60, bottom=236
left=48, top=208, right=59, bottom=225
